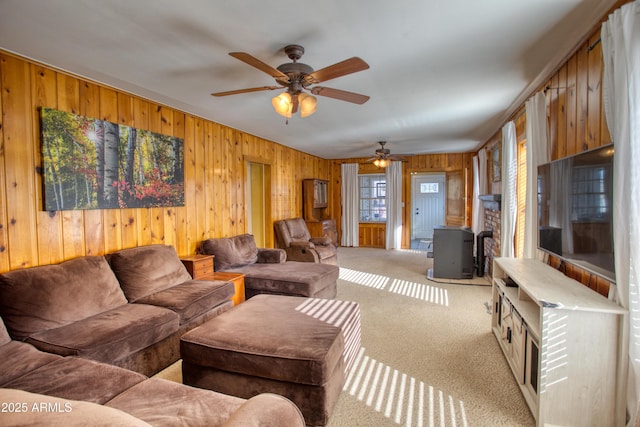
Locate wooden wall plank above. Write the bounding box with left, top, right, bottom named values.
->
left=173, top=111, right=187, bottom=255
left=1, top=54, right=39, bottom=269
left=184, top=115, right=198, bottom=254
left=203, top=121, right=215, bottom=241
left=587, top=33, right=603, bottom=151
left=556, top=64, right=568, bottom=159
left=0, top=55, right=8, bottom=271
left=575, top=44, right=589, bottom=155
left=32, top=64, right=64, bottom=266
left=566, top=55, right=578, bottom=156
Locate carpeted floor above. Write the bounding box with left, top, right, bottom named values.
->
left=154, top=247, right=535, bottom=426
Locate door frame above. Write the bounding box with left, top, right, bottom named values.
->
left=244, top=156, right=273, bottom=247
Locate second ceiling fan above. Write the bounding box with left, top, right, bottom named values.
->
left=366, top=141, right=407, bottom=168
left=212, top=44, right=370, bottom=118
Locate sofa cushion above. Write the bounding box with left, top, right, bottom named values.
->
left=228, top=262, right=339, bottom=298
left=0, top=388, right=152, bottom=427
left=201, top=234, right=259, bottom=271
left=2, top=356, right=146, bottom=404
left=26, top=304, right=179, bottom=364
left=0, top=341, right=61, bottom=386
left=134, top=280, right=235, bottom=324
left=0, top=256, right=128, bottom=340
left=108, top=245, right=193, bottom=302
left=106, top=378, right=244, bottom=426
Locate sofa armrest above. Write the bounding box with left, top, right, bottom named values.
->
left=283, top=247, right=320, bottom=263
left=222, top=393, right=305, bottom=427
left=310, top=236, right=332, bottom=246
left=256, top=248, right=287, bottom=264
left=290, top=240, right=315, bottom=249
left=0, top=388, right=153, bottom=426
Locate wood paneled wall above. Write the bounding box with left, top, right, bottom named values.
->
left=0, top=52, right=329, bottom=273
left=479, top=0, right=630, bottom=294
left=328, top=153, right=474, bottom=248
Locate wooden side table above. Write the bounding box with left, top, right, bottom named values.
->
left=203, top=271, right=246, bottom=306
left=180, top=255, right=214, bottom=279
left=181, top=255, right=245, bottom=305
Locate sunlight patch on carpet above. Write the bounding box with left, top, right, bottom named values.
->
left=344, top=346, right=468, bottom=427
left=339, top=267, right=389, bottom=289
left=388, top=279, right=449, bottom=306
left=340, top=267, right=449, bottom=306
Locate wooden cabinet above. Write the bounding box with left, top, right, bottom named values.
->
left=303, top=179, right=328, bottom=221
left=180, top=255, right=214, bottom=279
left=306, top=219, right=337, bottom=246
left=491, top=258, right=626, bottom=426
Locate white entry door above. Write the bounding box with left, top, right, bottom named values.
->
left=412, top=173, right=446, bottom=239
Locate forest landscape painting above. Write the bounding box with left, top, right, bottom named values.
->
left=41, top=107, right=184, bottom=211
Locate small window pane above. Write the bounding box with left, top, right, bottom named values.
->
left=358, top=174, right=387, bottom=222
left=420, top=183, right=439, bottom=193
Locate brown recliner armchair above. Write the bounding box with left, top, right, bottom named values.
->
left=274, top=218, right=338, bottom=265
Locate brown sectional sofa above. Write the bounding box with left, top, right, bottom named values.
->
left=200, top=234, right=339, bottom=299
left=0, top=317, right=305, bottom=426
left=0, top=245, right=235, bottom=377
left=0, top=244, right=306, bottom=425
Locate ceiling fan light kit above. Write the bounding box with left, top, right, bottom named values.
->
left=272, top=92, right=293, bottom=118
left=298, top=92, right=317, bottom=118
left=373, top=158, right=390, bottom=168
left=213, top=44, right=369, bottom=119
left=272, top=91, right=317, bottom=118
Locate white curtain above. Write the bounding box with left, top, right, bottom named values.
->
left=501, top=122, right=517, bottom=258
left=471, top=154, right=484, bottom=244
left=602, top=1, right=640, bottom=424
left=341, top=163, right=359, bottom=247
left=385, top=161, right=403, bottom=249
left=523, top=92, right=549, bottom=259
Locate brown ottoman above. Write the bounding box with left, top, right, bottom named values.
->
left=180, top=294, right=361, bottom=426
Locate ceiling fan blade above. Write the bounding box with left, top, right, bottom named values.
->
left=305, top=57, right=369, bottom=84
left=229, top=52, right=290, bottom=81
left=211, top=86, right=280, bottom=97
left=311, top=86, right=370, bottom=104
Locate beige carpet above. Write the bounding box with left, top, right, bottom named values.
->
left=154, top=247, right=535, bottom=426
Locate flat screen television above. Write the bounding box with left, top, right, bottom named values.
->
left=537, top=144, right=615, bottom=281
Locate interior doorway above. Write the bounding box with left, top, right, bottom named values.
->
left=246, top=161, right=271, bottom=247
left=411, top=173, right=446, bottom=243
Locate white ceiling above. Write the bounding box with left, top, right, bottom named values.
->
left=0, top=0, right=615, bottom=159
